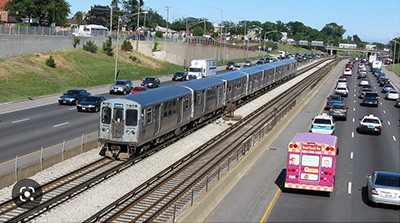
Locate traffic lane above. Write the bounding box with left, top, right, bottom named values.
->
left=0, top=107, right=99, bottom=162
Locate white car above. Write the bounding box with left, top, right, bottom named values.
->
left=310, top=113, right=336, bottom=135
left=343, top=68, right=352, bottom=76
left=366, top=171, right=400, bottom=206
left=385, top=90, right=399, bottom=100
left=233, top=65, right=243, bottom=70
left=358, top=114, right=382, bottom=135
left=335, top=86, right=349, bottom=97
left=337, top=81, right=348, bottom=88
left=359, top=79, right=369, bottom=86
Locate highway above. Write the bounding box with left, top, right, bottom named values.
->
left=202, top=60, right=399, bottom=222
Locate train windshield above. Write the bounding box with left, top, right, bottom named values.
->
left=101, top=107, right=111, bottom=124
left=126, top=109, right=138, bottom=126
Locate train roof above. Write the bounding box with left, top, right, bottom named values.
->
left=212, top=70, right=248, bottom=81
left=178, top=77, right=224, bottom=91
left=240, top=65, right=268, bottom=74
left=272, top=58, right=297, bottom=66
left=119, top=85, right=191, bottom=106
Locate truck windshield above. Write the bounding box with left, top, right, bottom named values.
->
left=189, top=68, right=201, bottom=72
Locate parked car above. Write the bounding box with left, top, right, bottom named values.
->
left=226, top=61, right=237, bottom=70
left=326, top=94, right=343, bottom=109
left=141, top=77, right=160, bottom=88
left=76, top=95, right=106, bottom=112
left=329, top=103, right=348, bottom=121
left=58, top=89, right=91, bottom=105
left=130, top=86, right=148, bottom=94
left=385, top=89, right=399, bottom=100
left=366, top=171, right=400, bottom=206
left=109, top=79, right=134, bottom=95
left=358, top=114, right=382, bottom=135
left=362, top=92, right=380, bottom=107
left=310, top=113, right=336, bottom=135
left=172, top=72, right=188, bottom=81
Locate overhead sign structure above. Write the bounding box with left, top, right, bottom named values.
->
left=311, top=41, right=324, bottom=47
left=299, top=40, right=308, bottom=46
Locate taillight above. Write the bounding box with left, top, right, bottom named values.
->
left=371, top=188, right=378, bottom=195
left=377, top=126, right=382, bottom=129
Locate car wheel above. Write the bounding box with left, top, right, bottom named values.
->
left=95, top=107, right=99, bottom=112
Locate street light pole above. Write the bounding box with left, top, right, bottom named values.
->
left=136, top=1, right=140, bottom=51
left=114, top=17, right=121, bottom=82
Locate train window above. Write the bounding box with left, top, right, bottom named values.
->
left=114, top=108, right=124, bottom=122
left=126, top=109, right=138, bottom=126
left=101, top=107, right=111, bottom=124
left=184, top=96, right=190, bottom=110
left=196, top=92, right=202, bottom=105
left=228, top=84, right=232, bottom=92
left=146, top=107, right=152, bottom=124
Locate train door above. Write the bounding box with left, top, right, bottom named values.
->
left=154, top=105, right=161, bottom=135
left=177, top=98, right=183, bottom=124
left=112, top=105, right=124, bottom=139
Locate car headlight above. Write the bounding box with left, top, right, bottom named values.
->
left=88, top=105, right=95, bottom=107
left=77, top=103, right=81, bottom=106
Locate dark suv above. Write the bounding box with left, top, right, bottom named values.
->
left=141, top=77, right=160, bottom=88
left=58, top=89, right=91, bottom=105
left=172, top=72, right=188, bottom=81
left=362, top=92, right=379, bottom=107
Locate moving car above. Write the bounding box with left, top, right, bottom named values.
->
left=385, top=89, right=399, bottom=100
left=130, top=86, right=148, bottom=94
left=77, top=95, right=106, bottom=112
left=362, top=92, right=380, bottom=107
left=243, top=61, right=252, bottom=67
left=326, top=94, right=343, bottom=109
left=359, top=79, right=369, bottom=86
left=141, top=77, right=160, bottom=88
left=226, top=61, right=237, bottom=70
left=382, top=84, right=394, bottom=93
left=366, top=171, right=400, bottom=206
left=335, top=86, right=349, bottom=97
left=358, top=86, right=372, bottom=99
left=310, top=113, right=336, bottom=135
left=343, top=68, right=352, bottom=76
left=233, top=65, right=243, bottom=70
left=58, top=89, right=91, bottom=105
left=172, top=72, right=188, bottom=81
left=358, top=114, right=382, bottom=135
left=109, top=80, right=134, bottom=95
left=329, top=103, right=348, bottom=121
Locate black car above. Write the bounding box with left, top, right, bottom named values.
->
left=141, top=77, right=160, bottom=88
left=77, top=95, right=106, bottom=112
left=58, top=89, right=91, bottom=105
left=172, top=72, right=188, bottom=81
left=226, top=61, right=237, bottom=70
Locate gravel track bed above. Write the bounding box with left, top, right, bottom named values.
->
left=0, top=61, right=322, bottom=222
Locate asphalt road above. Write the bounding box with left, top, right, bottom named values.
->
left=204, top=61, right=399, bottom=222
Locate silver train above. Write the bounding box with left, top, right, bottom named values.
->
left=99, top=59, right=298, bottom=159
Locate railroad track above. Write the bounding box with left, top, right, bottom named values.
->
left=0, top=59, right=333, bottom=223
left=84, top=59, right=338, bottom=222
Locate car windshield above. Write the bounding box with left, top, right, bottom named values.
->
left=144, top=78, right=155, bottom=81
left=65, top=90, right=80, bottom=95
left=82, top=97, right=98, bottom=101
left=175, top=72, right=185, bottom=76
left=133, top=87, right=145, bottom=91
left=365, top=93, right=378, bottom=97
left=115, top=81, right=127, bottom=85
left=331, top=104, right=345, bottom=109
left=363, top=118, right=379, bottom=124
left=375, top=174, right=400, bottom=187
left=329, top=95, right=341, bottom=100
left=189, top=68, right=201, bottom=72
left=314, top=119, right=332, bottom=125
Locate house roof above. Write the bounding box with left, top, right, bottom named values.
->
left=0, top=0, right=8, bottom=11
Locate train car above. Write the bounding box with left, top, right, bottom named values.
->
left=99, top=85, right=193, bottom=159
left=211, top=71, right=248, bottom=103
left=179, top=78, right=226, bottom=123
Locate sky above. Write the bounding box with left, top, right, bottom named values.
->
left=67, top=0, right=400, bottom=43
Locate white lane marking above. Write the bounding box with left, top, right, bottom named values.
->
left=354, top=100, right=356, bottom=103
left=348, top=182, right=352, bottom=194
left=352, top=118, right=355, bottom=123
left=354, top=94, right=356, bottom=97
left=352, top=132, right=354, bottom=138
left=68, top=107, right=76, bottom=111
left=354, top=89, right=356, bottom=92
left=11, top=118, right=30, bottom=124
left=383, top=110, right=386, bottom=114
left=53, top=122, right=69, bottom=128
left=353, top=108, right=356, bottom=111
left=350, top=152, right=353, bottom=159
left=387, top=121, right=391, bottom=126
left=393, top=136, right=397, bottom=142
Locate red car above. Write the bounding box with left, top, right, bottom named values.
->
left=130, top=86, right=148, bottom=94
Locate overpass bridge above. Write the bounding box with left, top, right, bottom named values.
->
left=325, top=45, right=388, bottom=55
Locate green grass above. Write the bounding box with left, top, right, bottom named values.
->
left=0, top=49, right=182, bottom=103
left=386, top=64, right=400, bottom=76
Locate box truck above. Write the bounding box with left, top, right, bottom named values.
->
left=187, top=59, right=217, bottom=80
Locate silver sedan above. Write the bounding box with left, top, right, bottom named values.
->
left=366, top=171, right=400, bottom=206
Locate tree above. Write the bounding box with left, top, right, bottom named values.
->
left=73, top=12, right=84, bottom=25
left=103, top=37, right=114, bottom=56
left=86, top=5, right=111, bottom=27
left=321, top=22, right=346, bottom=46
left=192, top=27, right=204, bottom=36
left=5, top=0, right=70, bottom=26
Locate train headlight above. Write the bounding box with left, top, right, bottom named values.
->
left=126, top=130, right=135, bottom=135
left=102, top=127, right=110, bottom=132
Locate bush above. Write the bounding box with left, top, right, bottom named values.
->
left=45, top=55, right=56, bottom=68
left=264, top=41, right=278, bottom=51
left=121, top=40, right=133, bottom=52
left=83, top=40, right=98, bottom=53
left=73, top=37, right=80, bottom=48
left=129, top=55, right=140, bottom=62
left=102, top=37, right=114, bottom=56
left=152, top=41, right=159, bottom=52
left=155, top=31, right=163, bottom=38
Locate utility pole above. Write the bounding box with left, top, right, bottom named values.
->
left=165, top=6, right=172, bottom=40
left=135, top=0, right=140, bottom=51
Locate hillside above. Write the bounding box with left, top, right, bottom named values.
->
left=0, top=49, right=183, bottom=103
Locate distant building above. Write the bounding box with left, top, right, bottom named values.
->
left=365, top=44, right=377, bottom=50
left=0, top=0, right=9, bottom=24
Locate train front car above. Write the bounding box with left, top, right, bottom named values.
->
left=99, top=98, right=141, bottom=159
